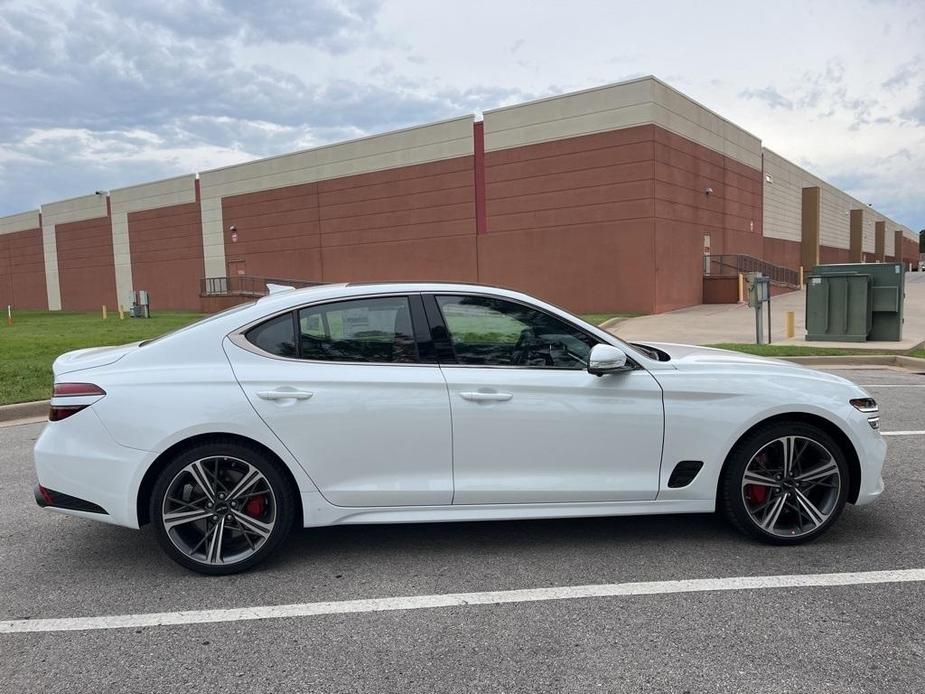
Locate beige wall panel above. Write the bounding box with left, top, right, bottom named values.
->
left=41, top=193, right=108, bottom=227
left=199, top=117, right=473, bottom=195
left=40, top=193, right=111, bottom=311
left=41, top=222, right=61, bottom=311
left=198, top=117, right=473, bottom=279
left=0, top=210, right=41, bottom=236
left=485, top=76, right=761, bottom=169
left=109, top=175, right=198, bottom=305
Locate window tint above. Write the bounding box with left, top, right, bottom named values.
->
left=298, top=297, right=419, bottom=363
left=436, top=295, right=596, bottom=369
left=245, top=313, right=296, bottom=358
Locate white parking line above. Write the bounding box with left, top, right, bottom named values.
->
left=860, top=384, right=925, bottom=388
left=881, top=431, right=925, bottom=436
left=2, top=568, right=923, bottom=634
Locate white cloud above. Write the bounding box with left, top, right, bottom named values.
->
left=0, top=0, right=923, bottom=229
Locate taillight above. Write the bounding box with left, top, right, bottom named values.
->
left=49, top=383, right=106, bottom=421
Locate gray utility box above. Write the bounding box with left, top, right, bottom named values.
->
left=805, top=263, right=905, bottom=342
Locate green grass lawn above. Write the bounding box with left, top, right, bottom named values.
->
left=0, top=311, right=202, bottom=405
left=708, top=343, right=925, bottom=359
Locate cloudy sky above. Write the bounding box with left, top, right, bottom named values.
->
left=1, top=0, right=923, bottom=229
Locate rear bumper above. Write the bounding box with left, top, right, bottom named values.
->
left=34, top=485, right=108, bottom=514
left=33, top=408, right=151, bottom=528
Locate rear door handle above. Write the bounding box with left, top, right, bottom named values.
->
left=459, top=391, right=513, bottom=402
left=257, top=389, right=314, bottom=401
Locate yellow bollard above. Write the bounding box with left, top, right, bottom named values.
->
left=102, top=305, right=108, bottom=320
left=118, top=304, right=125, bottom=320
left=785, top=311, right=795, bottom=338
left=738, top=273, right=745, bottom=303
left=799, top=266, right=804, bottom=288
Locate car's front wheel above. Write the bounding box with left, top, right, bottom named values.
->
left=150, top=441, right=295, bottom=574
left=721, top=422, right=849, bottom=544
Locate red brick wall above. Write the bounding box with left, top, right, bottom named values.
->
left=479, top=126, right=656, bottom=313
left=319, top=156, right=477, bottom=282
left=0, top=228, right=47, bottom=309
left=129, top=201, right=204, bottom=310
left=763, top=237, right=801, bottom=271
left=56, top=216, right=117, bottom=311
left=819, top=246, right=851, bottom=265
left=221, top=156, right=477, bottom=285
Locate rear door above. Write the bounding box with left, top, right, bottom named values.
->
left=225, top=294, right=453, bottom=508
left=427, top=293, right=664, bottom=504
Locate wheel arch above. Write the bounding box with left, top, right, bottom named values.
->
left=136, top=432, right=305, bottom=526
left=717, top=412, right=862, bottom=504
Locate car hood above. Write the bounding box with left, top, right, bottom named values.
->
left=637, top=342, right=794, bottom=368
left=636, top=341, right=859, bottom=384
left=53, top=343, right=140, bottom=377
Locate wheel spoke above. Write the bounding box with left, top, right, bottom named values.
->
left=795, top=459, right=838, bottom=483
left=760, top=492, right=788, bottom=530
left=163, top=508, right=213, bottom=530
left=781, top=436, right=797, bottom=476
left=188, top=461, right=216, bottom=503
left=794, top=489, right=827, bottom=526
left=231, top=510, right=273, bottom=540
left=227, top=467, right=262, bottom=502
left=206, top=516, right=226, bottom=564
left=742, top=471, right=781, bottom=489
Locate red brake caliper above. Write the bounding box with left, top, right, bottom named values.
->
left=244, top=495, right=267, bottom=518
left=745, top=484, right=767, bottom=506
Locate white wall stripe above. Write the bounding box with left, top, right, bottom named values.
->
left=2, top=568, right=922, bottom=634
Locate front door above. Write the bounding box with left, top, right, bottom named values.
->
left=430, top=294, right=664, bottom=504
left=225, top=295, right=453, bottom=507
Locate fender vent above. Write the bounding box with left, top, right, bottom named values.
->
left=668, top=461, right=704, bottom=488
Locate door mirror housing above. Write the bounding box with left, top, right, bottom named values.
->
left=588, top=344, right=629, bottom=376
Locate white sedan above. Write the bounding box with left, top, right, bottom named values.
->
left=34, top=282, right=886, bottom=574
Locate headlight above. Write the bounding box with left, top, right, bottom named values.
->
left=850, top=398, right=880, bottom=430
left=850, top=398, right=878, bottom=413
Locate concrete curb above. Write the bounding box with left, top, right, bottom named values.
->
left=783, top=355, right=925, bottom=369
left=0, top=400, right=48, bottom=423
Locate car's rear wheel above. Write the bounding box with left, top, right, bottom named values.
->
left=721, top=422, right=849, bottom=544
left=150, top=441, right=295, bottom=574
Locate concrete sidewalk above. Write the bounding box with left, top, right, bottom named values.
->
left=611, top=270, right=925, bottom=349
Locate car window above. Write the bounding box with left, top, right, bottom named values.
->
left=298, top=297, right=419, bottom=363
left=245, top=313, right=296, bottom=358
left=436, top=295, right=596, bottom=369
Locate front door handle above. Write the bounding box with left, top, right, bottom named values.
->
left=459, top=391, right=513, bottom=402
left=257, top=389, right=314, bottom=401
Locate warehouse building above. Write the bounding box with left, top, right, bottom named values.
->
left=0, top=76, right=919, bottom=315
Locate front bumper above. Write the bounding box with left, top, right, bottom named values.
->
left=852, top=420, right=887, bottom=507
left=33, top=408, right=151, bottom=528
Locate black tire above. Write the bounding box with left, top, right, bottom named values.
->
left=150, top=440, right=295, bottom=575
left=720, top=421, right=849, bottom=545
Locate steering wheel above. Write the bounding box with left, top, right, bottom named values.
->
left=511, top=328, right=554, bottom=366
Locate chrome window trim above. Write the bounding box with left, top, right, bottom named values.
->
left=227, top=292, right=435, bottom=368
left=429, top=292, right=641, bottom=372
left=226, top=288, right=643, bottom=372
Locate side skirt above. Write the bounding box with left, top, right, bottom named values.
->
left=299, top=493, right=715, bottom=528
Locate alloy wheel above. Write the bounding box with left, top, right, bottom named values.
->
left=741, top=435, right=842, bottom=538
left=161, top=456, right=277, bottom=566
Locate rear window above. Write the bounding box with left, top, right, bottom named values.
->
left=245, top=313, right=296, bottom=358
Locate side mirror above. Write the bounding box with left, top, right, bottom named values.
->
left=588, top=344, right=629, bottom=376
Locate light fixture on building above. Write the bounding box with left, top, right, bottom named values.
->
left=229, top=225, right=238, bottom=243
left=765, top=174, right=773, bottom=183
left=704, top=186, right=713, bottom=197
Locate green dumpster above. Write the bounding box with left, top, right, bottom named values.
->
left=805, top=263, right=905, bottom=342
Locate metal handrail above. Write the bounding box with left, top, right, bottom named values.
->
left=703, top=254, right=800, bottom=288
left=200, top=276, right=322, bottom=297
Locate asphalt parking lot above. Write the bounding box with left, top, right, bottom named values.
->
left=1, top=366, right=923, bottom=693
